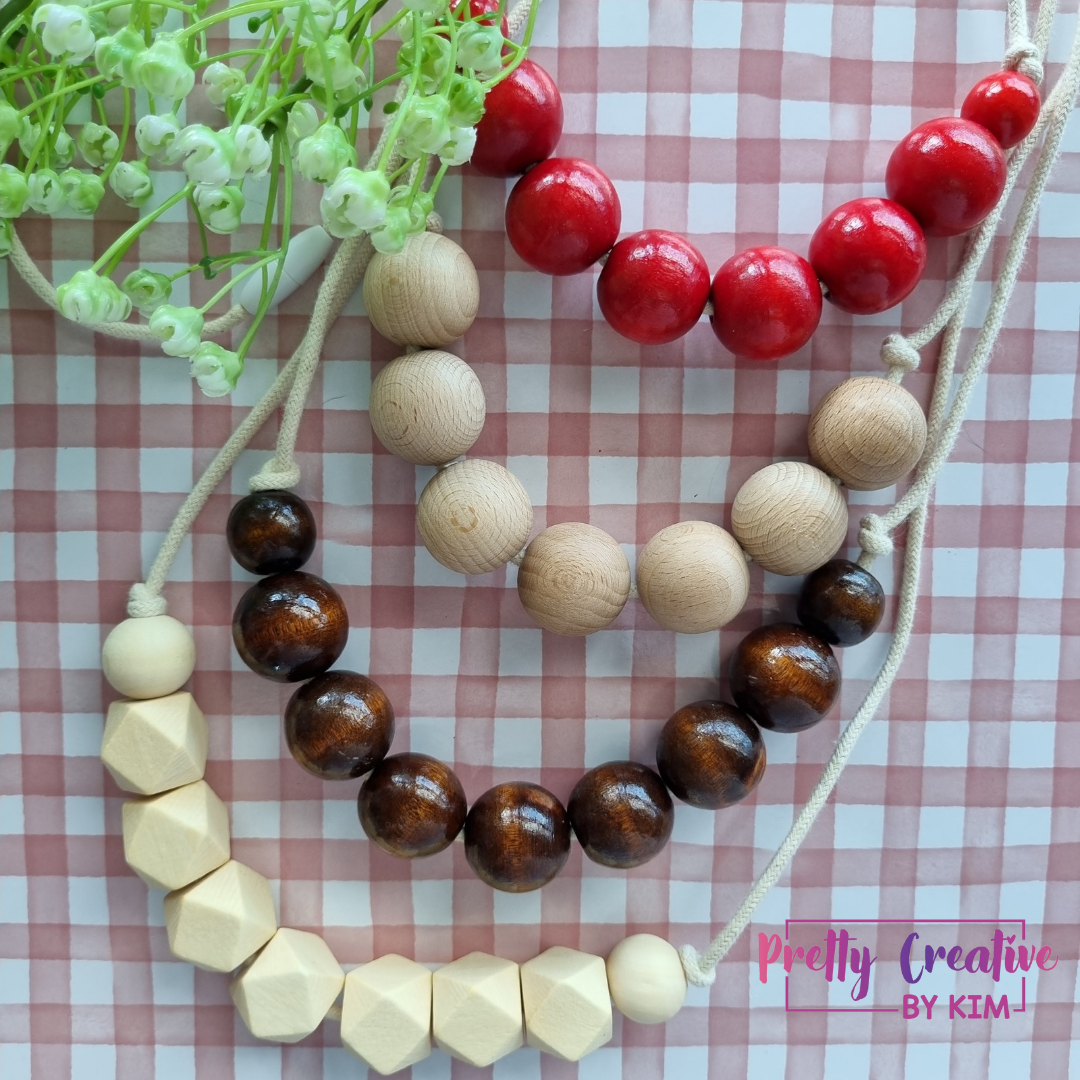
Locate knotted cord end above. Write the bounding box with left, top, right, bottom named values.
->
left=426, top=210, right=444, bottom=235
left=678, top=945, right=717, bottom=988
left=858, top=514, right=894, bottom=562
left=880, top=333, right=921, bottom=380
left=249, top=463, right=302, bottom=493
left=1004, top=40, right=1044, bottom=84
left=127, top=582, right=168, bottom=618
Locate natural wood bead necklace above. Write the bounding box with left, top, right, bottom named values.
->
left=90, top=0, right=1078, bottom=1066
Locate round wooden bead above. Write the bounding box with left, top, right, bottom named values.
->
left=417, top=459, right=533, bottom=575
left=731, top=461, right=848, bottom=576
left=464, top=782, right=571, bottom=892
left=102, top=615, right=196, bottom=699
left=363, top=232, right=480, bottom=348
left=808, top=376, right=927, bottom=491
left=636, top=521, right=749, bottom=634
left=226, top=489, right=316, bottom=575
left=606, top=935, right=687, bottom=1025
left=232, top=571, right=348, bottom=683
left=284, top=670, right=394, bottom=780
left=358, top=753, right=467, bottom=857
left=517, top=522, right=631, bottom=635
left=656, top=700, right=766, bottom=810
left=369, top=351, right=486, bottom=465
left=797, top=559, right=885, bottom=647
left=729, top=623, right=840, bottom=733
left=567, top=761, right=674, bottom=869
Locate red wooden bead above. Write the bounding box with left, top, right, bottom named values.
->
left=961, top=71, right=1040, bottom=149
left=505, top=157, right=621, bottom=276
left=284, top=670, right=394, bottom=780
left=809, top=198, right=927, bottom=315
left=729, top=623, right=840, bottom=733
left=710, top=246, right=822, bottom=361
left=885, top=117, right=1006, bottom=237
left=596, top=230, right=711, bottom=345
left=472, top=60, right=563, bottom=177
left=232, top=571, right=348, bottom=683
left=358, top=753, right=467, bottom=858
left=567, top=761, right=674, bottom=869
left=464, top=782, right=571, bottom=891
left=227, top=490, right=316, bottom=575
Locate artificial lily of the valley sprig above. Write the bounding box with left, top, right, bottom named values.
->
left=0, top=0, right=535, bottom=396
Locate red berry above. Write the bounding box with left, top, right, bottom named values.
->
left=597, top=230, right=711, bottom=345
left=809, top=198, right=927, bottom=315
left=472, top=60, right=563, bottom=177
left=710, top=247, right=822, bottom=361
left=961, top=70, right=1040, bottom=149
left=451, top=0, right=509, bottom=36
left=505, top=158, right=621, bottom=276
left=885, top=117, right=1006, bottom=237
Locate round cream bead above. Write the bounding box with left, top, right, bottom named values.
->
left=369, top=351, right=486, bottom=465
left=731, top=461, right=848, bottom=576
left=101, top=615, right=196, bottom=699
left=808, top=376, right=927, bottom=490
left=517, top=523, right=631, bottom=635
left=363, top=232, right=480, bottom=348
left=417, top=459, right=533, bottom=575
left=606, top=934, right=687, bottom=1025
left=635, top=521, right=749, bottom=634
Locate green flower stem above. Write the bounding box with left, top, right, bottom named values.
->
left=192, top=46, right=273, bottom=69
left=86, top=0, right=193, bottom=13
left=199, top=252, right=279, bottom=314
left=257, top=135, right=281, bottom=253
left=378, top=10, right=422, bottom=173
left=99, top=88, right=130, bottom=185
left=18, top=67, right=96, bottom=119
left=91, top=182, right=194, bottom=275
left=0, top=62, right=58, bottom=88
left=169, top=249, right=272, bottom=282
left=230, top=19, right=288, bottom=129
left=250, top=92, right=307, bottom=128
left=177, top=0, right=296, bottom=41
left=23, top=65, right=63, bottom=173
left=427, top=158, right=450, bottom=201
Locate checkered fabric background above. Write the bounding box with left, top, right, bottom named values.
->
left=3, top=0, right=1080, bottom=1076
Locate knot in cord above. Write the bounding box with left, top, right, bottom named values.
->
left=858, top=514, right=894, bottom=559
left=880, top=333, right=921, bottom=377
left=127, top=582, right=168, bottom=618
left=249, top=463, right=302, bottom=492
left=1004, top=40, right=1044, bottom=84
left=425, top=210, right=444, bottom=234
left=678, top=945, right=717, bottom=988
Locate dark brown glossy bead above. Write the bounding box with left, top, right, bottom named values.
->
left=656, top=701, right=766, bottom=809
left=358, top=753, right=467, bottom=857
left=227, top=490, right=316, bottom=575
left=285, top=670, right=394, bottom=780
left=729, top=623, right=840, bottom=733
left=567, top=761, right=673, bottom=869
left=797, top=558, right=885, bottom=647
left=232, top=571, right=348, bottom=682
left=464, top=782, right=571, bottom=892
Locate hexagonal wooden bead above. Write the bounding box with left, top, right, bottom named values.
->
left=606, top=934, right=687, bottom=1024
left=521, top=946, right=612, bottom=1061
left=230, top=928, right=345, bottom=1043
left=100, top=691, right=208, bottom=796
left=122, top=779, right=230, bottom=891
left=163, top=860, right=277, bottom=973
left=433, top=952, right=523, bottom=1067
left=341, top=954, right=433, bottom=1075
left=101, top=615, right=196, bottom=699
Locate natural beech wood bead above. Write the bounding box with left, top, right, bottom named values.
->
left=285, top=670, right=394, bottom=780
left=729, top=623, right=841, bottom=733
left=517, top=522, right=631, bottom=635
left=464, top=782, right=571, bottom=892
left=417, top=459, right=533, bottom=575
left=358, top=753, right=467, bottom=857
left=433, top=952, right=523, bottom=1067
left=731, top=461, right=848, bottom=576
left=230, top=927, right=344, bottom=1043
left=521, top=947, right=613, bottom=1061
left=567, top=761, right=674, bottom=869
left=655, top=701, right=766, bottom=810
left=122, top=779, right=230, bottom=891
left=226, top=489, right=316, bottom=575
left=808, top=376, right=928, bottom=491
left=341, top=954, right=433, bottom=1075
left=101, top=615, right=195, bottom=699
left=163, top=859, right=278, bottom=973
left=369, top=351, right=486, bottom=465
left=797, top=558, right=885, bottom=647
left=232, top=571, right=348, bottom=683
left=363, top=232, right=480, bottom=348
left=606, top=934, right=687, bottom=1025
left=100, top=691, right=208, bottom=796
left=636, top=521, right=749, bottom=634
